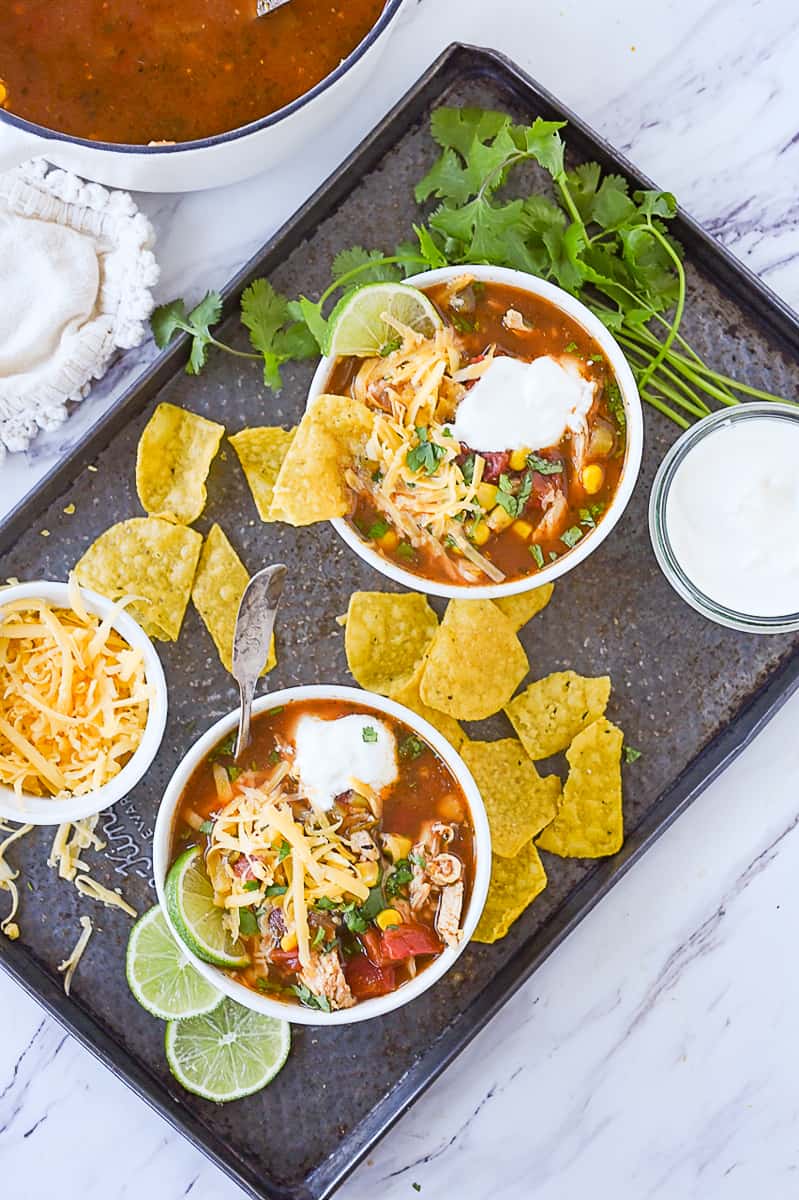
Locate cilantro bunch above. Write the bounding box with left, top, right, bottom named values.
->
left=152, top=106, right=789, bottom=429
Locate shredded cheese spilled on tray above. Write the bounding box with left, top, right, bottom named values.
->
left=74, top=874, right=137, bottom=917
left=0, top=822, right=33, bottom=940
left=58, top=915, right=93, bottom=995
left=0, top=575, right=152, bottom=799
left=48, top=815, right=106, bottom=881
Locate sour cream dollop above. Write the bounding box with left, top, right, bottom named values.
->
left=293, top=713, right=398, bottom=812
left=451, top=354, right=595, bottom=452
left=665, top=416, right=799, bottom=617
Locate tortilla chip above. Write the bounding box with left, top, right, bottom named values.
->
left=229, top=426, right=296, bottom=522
left=389, top=659, right=465, bottom=751
left=74, top=517, right=202, bottom=641
left=136, top=402, right=224, bottom=524
left=270, top=393, right=373, bottom=526
left=537, top=718, right=623, bottom=858
left=418, top=599, right=528, bottom=721
left=461, top=738, right=560, bottom=858
left=191, top=524, right=276, bottom=675
left=492, top=584, right=554, bottom=631
left=472, top=842, right=548, bottom=944
left=504, top=670, right=611, bottom=760
left=344, top=591, right=438, bottom=695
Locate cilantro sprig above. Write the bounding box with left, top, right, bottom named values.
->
left=151, top=107, right=791, bottom=426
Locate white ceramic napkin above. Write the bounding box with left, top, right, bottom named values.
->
left=0, top=160, right=159, bottom=460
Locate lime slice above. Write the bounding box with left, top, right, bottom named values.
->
left=165, top=846, right=250, bottom=969
left=165, top=997, right=291, bottom=1102
left=327, top=282, right=442, bottom=358
left=126, top=905, right=222, bottom=1020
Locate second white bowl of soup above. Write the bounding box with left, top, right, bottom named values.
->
left=307, top=265, right=643, bottom=599
left=153, top=685, right=490, bottom=1026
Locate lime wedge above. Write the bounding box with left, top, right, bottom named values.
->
left=165, top=846, right=250, bottom=969
left=327, top=282, right=442, bottom=358
left=126, top=905, right=222, bottom=1020
left=165, top=997, right=291, bottom=1102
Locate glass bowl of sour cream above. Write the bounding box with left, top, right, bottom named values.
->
left=649, top=403, right=799, bottom=633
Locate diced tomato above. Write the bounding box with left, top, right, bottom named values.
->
left=344, top=953, right=397, bottom=999
left=478, top=451, right=511, bottom=484
left=359, top=926, right=385, bottom=966
left=269, top=947, right=300, bottom=971
left=380, top=922, right=443, bottom=961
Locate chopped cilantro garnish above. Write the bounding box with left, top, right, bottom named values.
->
left=277, top=840, right=291, bottom=862
left=209, top=731, right=235, bottom=760
left=548, top=551, right=558, bottom=562
left=315, top=896, right=338, bottom=910
left=268, top=748, right=281, bottom=766
left=238, top=909, right=258, bottom=936
left=409, top=850, right=426, bottom=869
left=399, top=733, right=425, bottom=760
left=385, top=859, right=414, bottom=896
left=449, top=311, right=476, bottom=333
left=265, top=884, right=288, bottom=898
left=624, top=745, right=643, bottom=763
left=312, top=925, right=326, bottom=948
left=561, top=525, right=584, bottom=548
left=367, top=519, right=390, bottom=540
left=606, top=381, right=626, bottom=431
left=362, top=725, right=378, bottom=743
left=526, top=453, right=563, bottom=475
left=412, top=1185, right=422, bottom=1194
left=291, top=982, right=331, bottom=1012
left=227, top=764, right=242, bottom=782
left=379, top=336, right=402, bottom=357
left=460, top=453, right=476, bottom=485
left=269, top=705, right=284, bottom=715
left=199, top=819, right=214, bottom=835
left=529, top=543, right=545, bottom=569
left=396, top=542, right=416, bottom=561
left=243, top=879, right=260, bottom=892
left=564, top=341, right=579, bottom=353
left=495, top=470, right=533, bottom=519
left=407, top=426, right=447, bottom=475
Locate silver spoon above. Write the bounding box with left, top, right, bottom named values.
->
left=232, top=563, right=287, bottom=761
left=256, top=0, right=292, bottom=14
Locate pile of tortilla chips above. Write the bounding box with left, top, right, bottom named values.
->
left=74, top=402, right=275, bottom=676
left=340, top=584, right=627, bottom=944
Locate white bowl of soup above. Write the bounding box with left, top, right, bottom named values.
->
left=306, top=265, right=643, bottom=599
left=152, top=685, right=491, bottom=1025
left=0, top=0, right=405, bottom=192
left=0, top=579, right=167, bottom=825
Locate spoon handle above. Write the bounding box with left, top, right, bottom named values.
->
left=232, top=563, right=287, bottom=761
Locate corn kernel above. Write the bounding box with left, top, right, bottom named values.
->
left=376, top=908, right=402, bottom=931
left=378, top=529, right=399, bottom=552
left=487, top=505, right=514, bottom=533
left=383, top=833, right=412, bottom=862
left=0, top=82, right=7, bottom=107
left=280, top=930, right=298, bottom=952
left=582, top=464, right=605, bottom=494
left=512, top=518, right=534, bottom=539
left=356, top=860, right=380, bottom=886
left=469, top=520, right=491, bottom=546
left=476, top=482, right=498, bottom=510
left=509, top=447, right=530, bottom=471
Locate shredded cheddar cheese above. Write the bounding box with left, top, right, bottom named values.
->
left=58, top=915, right=93, bottom=995
left=0, top=822, right=33, bottom=940
left=0, top=575, right=152, bottom=798
left=205, top=762, right=370, bottom=968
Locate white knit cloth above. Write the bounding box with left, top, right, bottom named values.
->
left=0, top=160, right=159, bottom=460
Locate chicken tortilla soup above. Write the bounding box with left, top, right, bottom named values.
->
left=0, top=0, right=386, bottom=144
left=326, top=278, right=627, bottom=586
left=168, top=698, right=475, bottom=1012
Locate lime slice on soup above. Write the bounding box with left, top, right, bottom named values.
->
left=327, top=282, right=442, bottom=358
left=126, top=905, right=223, bottom=1020
left=165, top=997, right=291, bottom=1102
left=165, top=846, right=250, bottom=969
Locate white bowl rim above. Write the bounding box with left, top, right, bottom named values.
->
left=152, top=683, right=491, bottom=1026
left=0, top=580, right=168, bottom=826
left=307, top=263, right=644, bottom=600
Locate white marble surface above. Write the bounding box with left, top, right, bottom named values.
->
left=2, top=1, right=799, bottom=1197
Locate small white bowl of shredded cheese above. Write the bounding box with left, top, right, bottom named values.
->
left=0, top=578, right=167, bottom=825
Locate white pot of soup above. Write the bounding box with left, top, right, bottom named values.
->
left=0, top=0, right=404, bottom=193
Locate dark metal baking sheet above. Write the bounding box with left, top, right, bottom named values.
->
left=2, top=44, right=798, bottom=1200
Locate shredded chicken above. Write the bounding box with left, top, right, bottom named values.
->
left=534, top=485, right=569, bottom=541
left=436, top=882, right=464, bottom=948
left=300, top=949, right=355, bottom=1011
left=349, top=829, right=379, bottom=861
left=502, top=307, right=533, bottom=333
left=426, top=853, right=462, bottom=887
